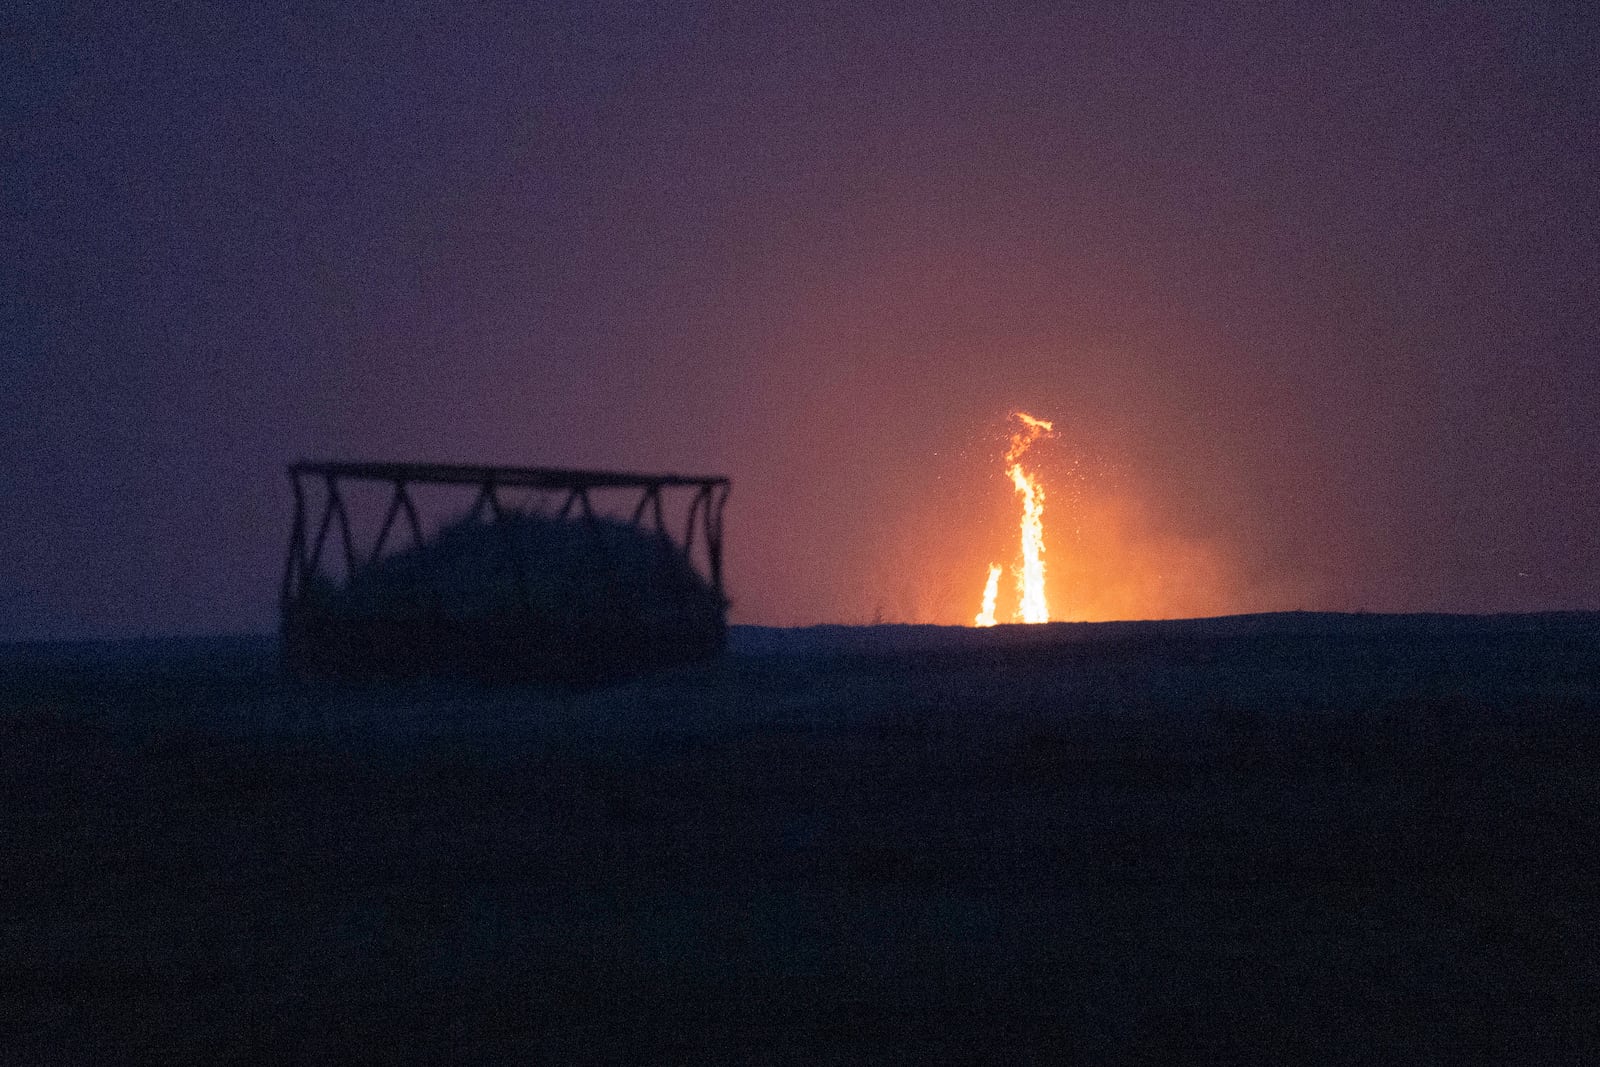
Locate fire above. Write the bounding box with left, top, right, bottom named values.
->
left=975, top=412, right=1055, bottom=625
left=974, top=563, right=1002, bottom=627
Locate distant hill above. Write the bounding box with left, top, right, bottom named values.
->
left=6, top=610, right=1600, bottom=667
left=728, top=610, right=1600, bottom=656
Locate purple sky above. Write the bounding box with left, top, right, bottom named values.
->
left=5, top=1, right=1598, bottom=638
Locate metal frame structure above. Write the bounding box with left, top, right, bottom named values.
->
left=281, top=461, right=730, bottom=621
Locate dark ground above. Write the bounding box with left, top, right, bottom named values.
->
left=4, top=613, right=1599, bottom=1063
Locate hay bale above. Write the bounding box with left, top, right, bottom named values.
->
left=284, top=512, right=727, bottom=681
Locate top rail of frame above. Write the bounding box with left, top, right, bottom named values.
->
left=290, top=461, right=729, bottom=491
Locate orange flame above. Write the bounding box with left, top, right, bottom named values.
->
left=976, top=412, right=1055, bottom=625
left=974, top=563, right=1002, bottom=627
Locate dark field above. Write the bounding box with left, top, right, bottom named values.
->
left=4, top=613, right=1600, bottom=1063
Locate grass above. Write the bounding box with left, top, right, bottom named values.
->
left=3, top=615, right=1599, bottom=1062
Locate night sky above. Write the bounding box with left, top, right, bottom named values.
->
left=5, top=2, right=1598, bottom=639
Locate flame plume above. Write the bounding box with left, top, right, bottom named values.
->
left=975, top=412, right=1055, bottom=625
left=1007, top=413, right=1053, bottom=623
left=974, top=563, right=1002, bottom=627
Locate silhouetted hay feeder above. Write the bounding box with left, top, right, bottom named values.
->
left=280, top=462, right=730, bottom=682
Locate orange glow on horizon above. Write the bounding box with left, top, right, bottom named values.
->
left=867, top=416, right=1318, bottom=628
